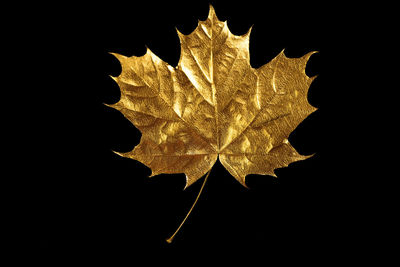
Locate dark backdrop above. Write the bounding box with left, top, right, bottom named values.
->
left=24, top=0, right=380, bottom=265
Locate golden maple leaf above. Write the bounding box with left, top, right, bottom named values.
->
left=109, top=5, right=317, bottom=189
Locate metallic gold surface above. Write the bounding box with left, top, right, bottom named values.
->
left=109, top=5, right=317, bottom=188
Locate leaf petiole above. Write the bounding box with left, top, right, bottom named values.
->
left=166, top=169, right=212, bottom=243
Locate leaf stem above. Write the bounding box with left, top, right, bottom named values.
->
left=166, top=169, right=212, bottom=243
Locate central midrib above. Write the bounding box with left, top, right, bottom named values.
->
left=210, top=17, right=220, bottom=154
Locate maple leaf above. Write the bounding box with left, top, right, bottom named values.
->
left=108, top=5, right=317, bottom=189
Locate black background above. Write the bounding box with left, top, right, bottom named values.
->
left=23, top=0, right=386, bottom=265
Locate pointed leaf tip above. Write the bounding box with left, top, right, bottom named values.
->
left=109, top=74, right=117, bottom=82
left=112, top=150, right=124, bottom=157
left=304, top=50, right=319, bottom=61
left=244, top=24, right=254, bottom=37
left=109, top=52, right=126, bottom=62
left=207, top=4, right=218, bottom=20
left=108, top=51, right=119, bottom=57
left=145, top=46, right=152, bottom=56
left=175, top=26, right=185, bottom=37
left=304, top=152, right=316, bottom=160
left=308, top=74, right=318, bottom=83
left=103, top=102, right=113, bottom=108
left=241, top=180, right=250, bottom=189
